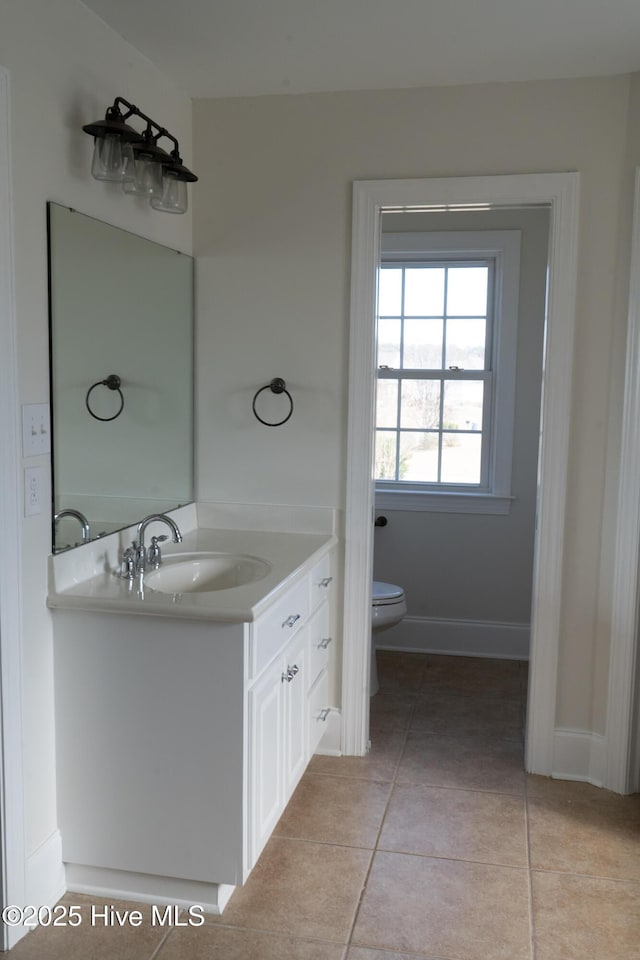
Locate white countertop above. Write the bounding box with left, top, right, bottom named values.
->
left=47, top=527, right=336, bottom=623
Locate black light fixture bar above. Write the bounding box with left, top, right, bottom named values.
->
left=83, top=96, right=197, bottom=182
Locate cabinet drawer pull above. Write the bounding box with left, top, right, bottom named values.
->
left=281, top=664, right=299, bottom=683
left=317, top=637, right=333, bottom=650
left=282, top=614, right=301, bottom=629
left=317, top=708, right=330, bottom=722
left=318, top=576, right=333, bottom=588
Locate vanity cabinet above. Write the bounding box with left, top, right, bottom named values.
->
left=53, top=544, right=335, bottom=908
left=247, top=548, right=333, bottom=866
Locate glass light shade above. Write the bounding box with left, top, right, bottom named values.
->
left=150, top=172, right=188, bottom=214
left=91, top=135, right=135, bottom=182
left=122, top=156, right=164, bottom=197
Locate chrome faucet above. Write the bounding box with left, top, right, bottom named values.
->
left=133, top=513, right=182, bottom=573
left=54, top=508, right=91, bottom=544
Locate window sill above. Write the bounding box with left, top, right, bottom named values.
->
left=375, top=489, right=514, bottom=515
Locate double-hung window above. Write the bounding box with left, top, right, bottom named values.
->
left=375, top=231, right=521, bottom=514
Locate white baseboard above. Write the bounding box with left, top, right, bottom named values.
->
left=25, top=830, right=66, bottom=910
left=0, top=831, right=63, bottom=950
left=376, top=616, right=530, bottom=660
left=65, top=863, right=234, bottom=914
left=552, top=728, right=607, bottom=787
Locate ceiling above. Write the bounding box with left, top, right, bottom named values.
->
left=81, top=0, right=640, bottom=99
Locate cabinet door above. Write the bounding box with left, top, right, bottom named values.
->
left=248, top=658, right=284, bottom=865
left=283, top=626, right=308, bottom=797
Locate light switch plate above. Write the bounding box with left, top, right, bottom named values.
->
left=22, top=403, right=51, bottom=457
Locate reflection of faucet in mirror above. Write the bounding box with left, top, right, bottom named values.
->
left=54, top=508, right=91, bottom=545
left=133, top=514, right=183, bottom=574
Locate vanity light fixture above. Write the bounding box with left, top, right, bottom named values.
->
left=83, top=97, right=197, bottom=214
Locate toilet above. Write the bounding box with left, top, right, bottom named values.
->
left=370, top=581, right=407, bottom=695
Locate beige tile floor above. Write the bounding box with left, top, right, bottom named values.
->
left=9, top=651, right=640, bottom=960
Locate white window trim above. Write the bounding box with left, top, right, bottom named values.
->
left=376, top=229, right=521, bottom=514
left=375, top=489, right=514, bottom=514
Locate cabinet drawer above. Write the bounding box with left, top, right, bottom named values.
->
left=308, top=669, right=330, bottom=757
left=250, top=576, right=309, bottom=680
left=307, top=602, right=332, bottom=692
left=309, top=551, right=333, bottom=613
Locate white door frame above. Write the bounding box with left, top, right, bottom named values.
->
left=0, top=65, right=27, bottom=950
left=606, top=167, right=640, bottom=795
left=342, top=172, right=580, bottom=771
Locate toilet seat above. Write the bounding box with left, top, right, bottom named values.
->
left=372, top=581, right=405, bottom=606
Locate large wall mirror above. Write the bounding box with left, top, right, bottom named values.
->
left=48, top=203, right=194, bottom=553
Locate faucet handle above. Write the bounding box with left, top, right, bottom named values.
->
left=147, top=535, right=168, bottom=568
left=119, top=547, right=136, bottom=580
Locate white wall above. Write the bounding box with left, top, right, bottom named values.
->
left=0, top=0, right=192, bottom=867
left=194, top=74, right=631, bottom=735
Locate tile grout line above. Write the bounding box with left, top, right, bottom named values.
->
left=147, top=924, right=177, bottom=960
left=529, top=866, right=640, bottom=885
left=383, top=776, right=527, bottom=800
left=275, top=826, right=532, bottom=871
left=343, top=684, right=416, bottom=953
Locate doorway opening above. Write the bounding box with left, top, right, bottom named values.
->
left=371, top=206, right=548, bottom=683
left=342, top=173, right=580, bottom=776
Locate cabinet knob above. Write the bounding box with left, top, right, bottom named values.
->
left=318, top=708, right=330, bottom=722
left=318, top=637, right=333, bottom=650
left=281, top=665, right=299, bottom=683
left=318, top=576, right=333, bottom=588
left=282, top=614, right=301, bottom=629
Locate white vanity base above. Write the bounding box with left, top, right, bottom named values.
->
left=66, top=863, right=235, bottom=915
left=51, top=527, right=337, bottom=917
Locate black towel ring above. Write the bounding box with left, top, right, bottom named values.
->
left=85, top=374, right=124, bottom=422
left=252, top=377, right=294, bottom=427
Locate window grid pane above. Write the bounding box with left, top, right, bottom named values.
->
left=404, top=267, right=445, bottom=316
left=378, top=267, right=402, bottom=316
left=441, top=432, right=483, bottom=484
left=446, top=266, right=489, bottom=316
left=400, top=379, right=441, bottom=430
left=399, top=431, right=439, bottom=482
left=376, top=378, right=399, bottom=429
left=375, top=430, right=398, bottom=480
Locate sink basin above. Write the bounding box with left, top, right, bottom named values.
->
left=144, top=552, right=271, bottom=594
